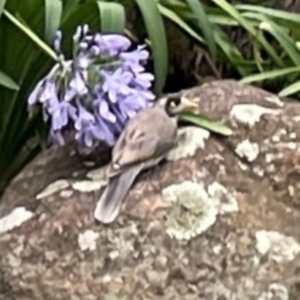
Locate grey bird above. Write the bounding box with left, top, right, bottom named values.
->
left=94, top=95, right=198, bottom=224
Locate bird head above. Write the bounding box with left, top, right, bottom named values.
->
left=159, top=95, right=199, bottom=117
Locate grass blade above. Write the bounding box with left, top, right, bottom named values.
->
left=0, top=0, right=6, bottom=18
left=158, top=4, right=204, bottom=43
left=0, top=70, right=19, bottom=90
left=243, top=12, right=300, bottom=67
left=185, top=0, right=217, bottom=58
left=212, top=0, right=283, bottom=67
left=241, top=66, right=300, bottom=84
left=134, top=0, right=168, bottom=95
left=259, top=20, right=300, bottom=67
left=61, top=0, right=80, bottom=22
left=213, top=26, right=251, bottom=77
left=279, top=81, right=300, bottom=97
left=3, top=9, right=57, bottom=60
left=96, top=1, right=125, bottom=33
left=236, top=4, right=300, bottom=24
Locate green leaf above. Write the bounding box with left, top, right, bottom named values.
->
left=213, top=26, right=250, bottom=77
left=95, top=1, right=125, bottom=33
left=134, top=0, right=168, bottom=95
left=209, top=14, right=238, bottom=26
left=236, top=4, right=300, bottom=24
left=61, top=0, right=80, bottom=22
left=158, top=4, right=204, bottom=43
left=259, top=20, right=300, bottom=67
left=180, top=112, right=233, bottom=136
left=241, top=66, right=300, bottom=84
left=0, top=0, right=6, bottom=18
left=60, top=1, right=102, bottom=34
left=212, top=0, right=284, bottom=67
left=279, top=81, right=300, bottom=97
left=44, top=0, right=62, bottom=43
left=243, top=13, right=300, bottom=67
left=185, top=0, right=217, bottom=58
left=0, top=70, right=19, bottom=90
left=3, top=9, right=57, bottom=60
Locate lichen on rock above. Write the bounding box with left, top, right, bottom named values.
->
left=255, top=230, right=300, bottom=262
left=258, top=283, right=289, bottom=300
left=208, top=181, right=239, bottom=214
left=235, top=139, right=260, bottom=162
left=166, top=126, right=210, bottom=161
left=36, top=179, right=70, bottom=199
left=162, top=181, right=216, bottom=240
left=162, top=180, right=238, bottom=241
left=0, top=207, right=34, bottom=234
left=72, top=180, right=106, bottom=192
left=78, top=229, right=100, bottom=251
left=230, top=103, right=281, bottom=127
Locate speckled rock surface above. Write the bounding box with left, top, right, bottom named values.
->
left=1, top=79, right=300, bottom=300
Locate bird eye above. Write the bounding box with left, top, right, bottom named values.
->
left=169, top=96, right=181, bottom=107
left=169, top=101, right=176, bottom=108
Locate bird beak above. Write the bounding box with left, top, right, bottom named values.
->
left=180, top=96, right=199, bottom=111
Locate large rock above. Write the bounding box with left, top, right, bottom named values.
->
left=1, top=80, right=300, bottom=300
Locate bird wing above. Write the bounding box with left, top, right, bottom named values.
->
left=108, top=109, right=176, bottom=177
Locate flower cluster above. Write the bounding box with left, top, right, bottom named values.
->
left=28, top=25, right=155, bottom=148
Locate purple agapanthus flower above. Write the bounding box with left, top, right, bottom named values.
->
left=101, top=68, right=133, bottom=103
left=86, top=33, right=131, bottom=56
left=27, top=24, right=155, bottom=149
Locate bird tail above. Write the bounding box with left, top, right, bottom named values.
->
left=94, top=164, right=144, bottom=224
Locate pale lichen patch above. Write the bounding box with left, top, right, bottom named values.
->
left=36, top=179, right=70, bottom=199
left=238, top=161, right=248, bottom=171
left=278, top=141, right=298, bottom=150
left=59, top=190, right=74, bottom=198
left=235, top=139, right=259, bottom=162
left=288, top=185, right=295, bottom=197
left=253, top=166, right=264, bottom=177
left=255, top=230, right=300, bottom=262
left=78, top=229, right=99, bottom=251
left=107, top=224, right=138, bottom=259
left=264, top=95, right=284, bottom=107
left=266, top=164, right=275, bottom=173
left=72, top=180, right=106, bottom=192
left=102, top=274, right=112, bottom=283
left=109, top=250, right=120, bottom=260
left=258, top=283, right=288, bottom=300
left=0, top=207, right=34, bottom=234
left=166, top=126, right=210, bottom=161
left=208, top=182, right=239, bottom=214
left=271, top=128, right=287, bottom=143
left=292, top=115, right=300, bottom=122
left=87, top=166, right=107, bottom=181
left=162, top=181, right=219, bottom=240
left=212, top=244, right=222, bottom=255
left=265, top=153, right=276, bottom=163
left=230, top=104, right=280, bottom=127
left=271, top=135, right=280, bottom=143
